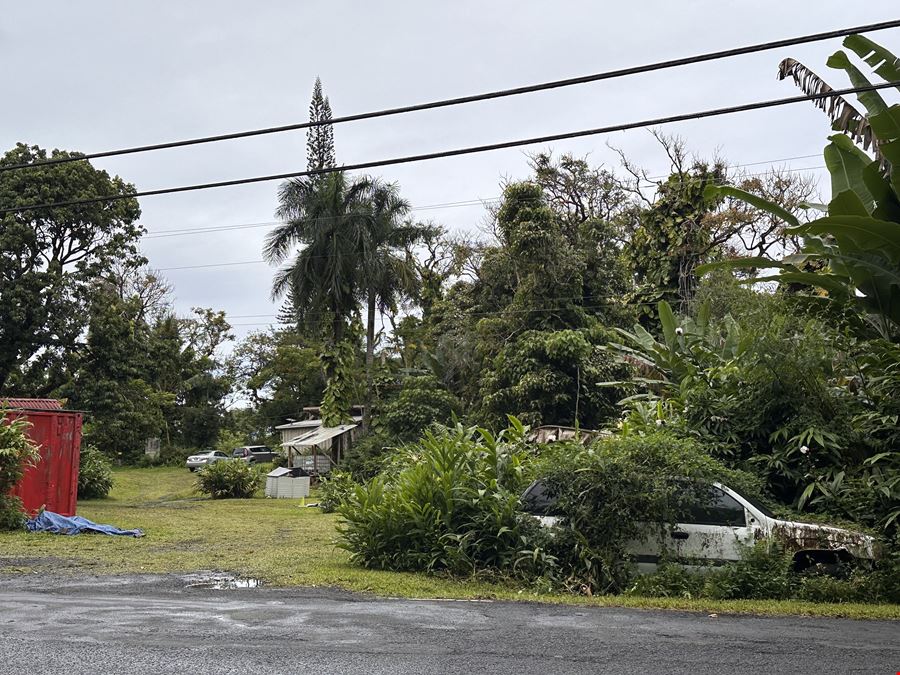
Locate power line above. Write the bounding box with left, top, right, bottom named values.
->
left=4, top=81, right=890, bottom=217
left=2, top=19, right=898, bottom=174
left=159, top=259, right=265, bottom=271
left=146, top=165, right=828, bottom=262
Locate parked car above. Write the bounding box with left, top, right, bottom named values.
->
left=231, top=446, right=279, bottom=464
left=521, top=479, right=878, bottom=572
left=186, top=450, right=229, bottom=472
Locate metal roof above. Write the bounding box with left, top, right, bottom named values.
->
left=281, top=424, right=358, bottom=448
left=274, top=419, right=322, bottom=430
left=275, top=416, right=362, bottom=430
left=1, top=398, right=63, bottom=411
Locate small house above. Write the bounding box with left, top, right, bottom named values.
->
left=274, top=413, right=362, bottom=475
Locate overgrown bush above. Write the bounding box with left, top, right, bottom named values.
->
left=340, top=432, right=398, bottom=480
left=538, top=432, right=763, bottom=593
left=77, top=445, right=114, bottom=499
left=215, top=429, right=246, bottom=454
left=337, top=419, right=536, bottom=576
left=0, top=495, right=28, bottom=531
left=318, top=470, right=356, bottom=513
left=699, top=543, right=795, bottom=600
left=0, top=412, right=41, bottom=530
left=195, top=459, right=262, bottom=499
left=628, top=543, right=900, bottom=605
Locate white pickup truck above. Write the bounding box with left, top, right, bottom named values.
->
left=521, top=480, right=878, bottom=572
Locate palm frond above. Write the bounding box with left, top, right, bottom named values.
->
left=778, top=58, right=881, bottom=160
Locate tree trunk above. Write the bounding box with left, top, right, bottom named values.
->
left=363, top=288, right=376, bottom=432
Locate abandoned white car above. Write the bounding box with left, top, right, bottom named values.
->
left=520, top=479, right=878, bottom=572
left=186, top=450, right=229, bottom=472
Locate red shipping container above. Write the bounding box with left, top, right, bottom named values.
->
left=3, top=399, right=82, bottom=517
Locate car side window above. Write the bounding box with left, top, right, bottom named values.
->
left=685, top=487, right=746, bottom=527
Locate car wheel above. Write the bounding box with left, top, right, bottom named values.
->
left=189, top=467, right=196, bottom=472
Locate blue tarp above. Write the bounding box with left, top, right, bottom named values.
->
left=25, top=511, right=144, bottom=537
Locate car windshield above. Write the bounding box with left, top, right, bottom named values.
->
left=737, top=490, right=777, bottom=518
left=232, top=449, right=244, bottom=456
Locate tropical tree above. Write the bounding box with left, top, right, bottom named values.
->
left=280, top=77, right=338, bottom=324
left=307, top=76, right=336, bottom=174
left=359, top=181, right=432, bottom=429
left=267, top=172, right=372, bottom=345
left=0, top=143, right=142, bottom=392
left=267, top=172, right=373, bottom=425
left=700, top=35, right=900, bottom=341
left=692, top=35, right=900, bottom=528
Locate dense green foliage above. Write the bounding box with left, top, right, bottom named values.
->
left=77, top=445, right=114, bottom=500
left=195, top=459, right=262, bottom=499
left=337, top=421, right=533, bottom=575
left=535, top=432, right=763, bottom=593
left=0, top=144, right=142, bottom=394
left=317, top=470, right=356, bottom=513
left=0, top=413, right=41, bottom=529
left=629, top=544, right=900, bottom=604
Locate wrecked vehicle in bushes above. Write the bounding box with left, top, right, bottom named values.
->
left=521, top=480, right=878, bottom=573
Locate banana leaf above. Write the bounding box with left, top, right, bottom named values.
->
left=842, top=35, right=900, bottom=91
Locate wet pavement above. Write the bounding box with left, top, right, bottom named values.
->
left=0, top=573, right=897, bottom=674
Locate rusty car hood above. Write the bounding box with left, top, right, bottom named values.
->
left=768, top=519, right=878, bottom=559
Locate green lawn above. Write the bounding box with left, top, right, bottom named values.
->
left=1, top=467, right=898, bottom=620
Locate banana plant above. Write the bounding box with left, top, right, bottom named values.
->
left=699, top=35, right=900, bottom=341
left=602, top=299, right=749, bottom=397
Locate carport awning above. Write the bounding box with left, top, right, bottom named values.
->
left=281, top=424, right=357, bottom=448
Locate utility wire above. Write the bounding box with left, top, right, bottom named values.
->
left=2, top=19, right=898, bottom=174
left=3, top=82, right=889, bottom=217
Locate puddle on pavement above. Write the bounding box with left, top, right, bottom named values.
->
left=184, top=573, right=263, bottom=590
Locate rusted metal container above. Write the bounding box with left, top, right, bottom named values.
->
left=3, top=399, right=83, bottom=517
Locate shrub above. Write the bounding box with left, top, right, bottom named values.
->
left=340, top=432, right=398, bottom=480
left=0, top=412, right=41, bottom=530
left=628, top=544, right=900, bottom=605
left=318, top=470, right=356, bottom=513
left=215, top=429, right=246, bottom=454
left=626, top=563, right=704, bottom=599
left=0, top=495, right=27, bottom=531
left=77, top=445, right=114, bottom=499
left=699, top=543, right=795, bottom=600
left=138, top=445, right=196, bottom=468
left=537, top=432, right=764, bottom=593
left=195, top=459, right=262, bottom=499
left=337, top=419, right=537, bottom=576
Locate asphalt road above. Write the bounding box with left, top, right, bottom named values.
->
left=0, top=574, right=896, bottom=674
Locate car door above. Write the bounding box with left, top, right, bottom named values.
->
left=671, top=486, right=754, bottom=566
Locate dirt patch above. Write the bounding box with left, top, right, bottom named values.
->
left=0, top=556, right=81, bottom=572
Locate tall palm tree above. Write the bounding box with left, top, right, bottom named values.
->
left=265, top=171, right=372, bottom=346
left=358, top=181, right=433, bottom=429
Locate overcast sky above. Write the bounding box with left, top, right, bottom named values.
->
left=2, top=2, right=898, bottom=344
